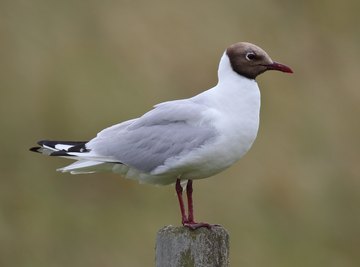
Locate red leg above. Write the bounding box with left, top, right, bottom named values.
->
left=183, top=179, right=211, bottom=230
left=186, top=180, right=194, bottom=223
left=175, top=179, right=187, bottom=225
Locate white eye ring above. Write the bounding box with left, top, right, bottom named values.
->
left=245, top=52, right=256, bottom=61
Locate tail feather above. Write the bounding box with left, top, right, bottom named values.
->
left=57, top=160, right=110, bottom=174
left=29, top=140, right=122, bottom=174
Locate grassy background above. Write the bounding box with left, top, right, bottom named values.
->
left=1, top=0, right=359, bottom=266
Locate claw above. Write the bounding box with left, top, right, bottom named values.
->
left=183, top=221, right=212, bottom=230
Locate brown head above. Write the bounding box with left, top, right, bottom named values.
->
left=226, top=42, right=293, bottom=80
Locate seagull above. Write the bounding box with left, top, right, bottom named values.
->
left=30, top=42, right=293, bottom=229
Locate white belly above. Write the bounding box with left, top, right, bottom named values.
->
left=119, top=75, right=261, bottom=185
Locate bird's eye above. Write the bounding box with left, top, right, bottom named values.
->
left=245, top=52, right=256, bottom=61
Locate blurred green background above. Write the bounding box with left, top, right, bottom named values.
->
left=1, top=0, right=359, bottom=266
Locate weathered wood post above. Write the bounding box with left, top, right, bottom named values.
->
left=155, top=225, right=229, bottom=267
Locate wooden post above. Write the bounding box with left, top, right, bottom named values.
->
left=155, top=225, right=229, bottom=267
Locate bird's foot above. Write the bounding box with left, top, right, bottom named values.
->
left=183, top=220, right=218, bottom=230
left=177, top=179, right=220, bottom=230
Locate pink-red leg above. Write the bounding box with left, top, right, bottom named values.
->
left=183, top=179, right=211, bottom=230
left=186, top=179, right=194, bottom=223
left=175, top=179, right=187, bottom=225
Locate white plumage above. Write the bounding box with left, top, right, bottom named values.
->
left=33, top=53, right=260, bottom=185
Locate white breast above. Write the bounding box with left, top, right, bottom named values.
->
left=146, top=53, right=261, bottom=182
left=187, top=76, right=261, bottom=178
left=152, top=58, right=261, bottom=180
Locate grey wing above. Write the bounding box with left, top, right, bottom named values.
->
left=86, top=100, right=218, bottom=173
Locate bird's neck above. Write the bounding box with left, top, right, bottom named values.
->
left=215, top=53, right=259, bottom=98
left=192, top=53, right=260, bottom=109
left=217, top=52, right=251, bottom=84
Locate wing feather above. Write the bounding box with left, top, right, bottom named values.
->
left=87, top=99, right=218, bottom=173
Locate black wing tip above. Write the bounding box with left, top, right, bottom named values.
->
left=37, top=140, right=88, bottom=147
left=49, top=151, right=70, bottom=156
left=29, top=146, right=41, bottom=153
left=29, top=146, right=71, bottom=156
left=30, top=140, right=89, bottom=155
left=37, top=140, right=48, bottom=146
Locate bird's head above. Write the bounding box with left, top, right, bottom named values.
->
left=226, top=42, right=293, bottom=79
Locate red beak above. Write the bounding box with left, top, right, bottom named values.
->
left=266, top=61, right=293, bottom=73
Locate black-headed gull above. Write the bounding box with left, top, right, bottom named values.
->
left=30, top=42, right=293, bottom=229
